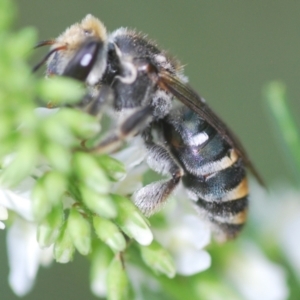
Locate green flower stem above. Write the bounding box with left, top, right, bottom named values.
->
left=264, top=81, right=300, bottom=180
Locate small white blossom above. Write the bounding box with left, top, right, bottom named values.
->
left=127, top=265, right=161, bottom=300
left=0, top=205, right=8, bottom=229
left=0, top=176, right=35, bottom=222
left=154, top=212, right=211, bottom=276
left=112, top=136, right=148, bottom=195
left=7, top=218, right=53, bottom=296
left=0, top=174, right=53, bottom=296
left=226, top=242, right=288, bottom=300
left=112, top=136, right=147, bottom=172
left=251, top=184, right=300, bottom=282
left=35, top=107, right=59, bottom=117
left=91, top=265, right=107, bottom=298
left=153, top=187, right=211, bottom=276
left=114, top=139, right=212, bottom=275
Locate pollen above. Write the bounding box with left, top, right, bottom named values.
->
left=81, top=14, right=107, bottom=41
left=54, top=14, right=107, bottom=51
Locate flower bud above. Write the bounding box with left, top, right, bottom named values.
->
left=73, top=152, right=110, bottom=194
left=40, top=171, right=67, bottom=205
left=90, top=243, right=113, bottom=297
left=94, top=155, right=126, bottom=181
left=54, top=223, right=75, bottom=263
left=93, top=216, right=126, bottom=252
left=139, top=241, right=176, bottom=278
left=80, top=185, right=116, bottom=219
left=37, top=204, right=63, bottom=248
left=67, top=208, right=91, bottom=255
left=0, top=136, right=38, bottom=187
left=112, top=194, right=153, bottom=246
left=42, top=143, right=71, bottom=174
left=107, top=256, right=129, bottom=300
left=58, top=109, right=100, bottom=139
left=32, top=179, right=52, bottom=221
left=37, top=77, right=85, bottom=105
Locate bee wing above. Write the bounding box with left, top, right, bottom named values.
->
left=158, top=70, right=264, bottom=185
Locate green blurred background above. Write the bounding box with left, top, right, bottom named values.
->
left=1, top=1, right=300, bottom=299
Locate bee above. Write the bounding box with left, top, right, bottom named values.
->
left=34, top=14, right=263, bottom=241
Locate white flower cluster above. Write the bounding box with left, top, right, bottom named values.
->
left=114, top=137, right=212, bottom=276
left=3, top=106, right=295, bottom=300
left=226, top=183, right=295, bottom=300
left=153, top=199, right=211, bottom=276
left=0, top=176, right=53, bottom=296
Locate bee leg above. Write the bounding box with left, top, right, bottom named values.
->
left=90, top=105, right=153, bottom=154
left=133, top=133, right=184, bottom=216
left=83, top=85, right=114, bottom=117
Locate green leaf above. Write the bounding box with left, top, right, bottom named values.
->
left=264, top=81, right=300, bottom=180
left=139, top=241, right=176, bottom=278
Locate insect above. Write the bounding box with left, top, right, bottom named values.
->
left=34, top=14, right=263, bottom=241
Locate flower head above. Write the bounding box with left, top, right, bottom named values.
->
left=153, top=188, right=212, bottom=276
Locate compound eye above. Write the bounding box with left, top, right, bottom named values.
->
left=63, top=39, right=100, bottom=81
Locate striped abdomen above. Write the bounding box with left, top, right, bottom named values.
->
left=163, top=107, right=249, bottom=241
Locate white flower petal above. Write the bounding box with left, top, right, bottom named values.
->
left=125, top=212, right=153, bottom=246
left=112, top=164, right=146, bottom=195
left=127, top=265, right=160, bottom=300
left=7, top=219, right=40, bottom=296
left=155, top=214, right=210, bottom=251
left=112, top=136, right=146, bottom=170
left=0, top=177, right=35, bottom=221
left=39, top=245, right=54, bottom=267
left=34, top=107, right=59, bottom=117
left=175, top=249, right=211, bottom=276
left=227, top=243, right=288, bottom=300
left=280, top=215, right=300, bottom=280
left=91, top=269, right=107, bottom=297
left=0, top=221, right=5, bottom=229
left=0, top=205, right=8, bottom=220
left=250, top=185, right=300, bottom=282
left=180, top=215, right=211, bottom=249
left=154, top=212, right=211, bottom=276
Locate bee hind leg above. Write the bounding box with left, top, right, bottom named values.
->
left=133, top=133, right=184, bottom=216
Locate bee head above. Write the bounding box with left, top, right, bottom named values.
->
left=33, top=14, right=108, bottom=84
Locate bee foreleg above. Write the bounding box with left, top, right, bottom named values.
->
left=90, top=105, right=153, bottom=154
left=84, top=85, right=114, bottom=117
